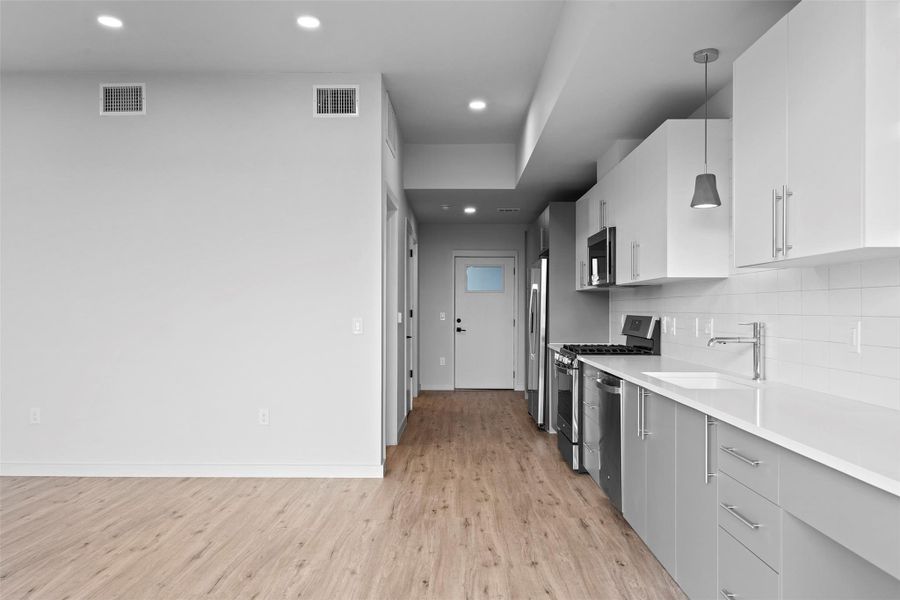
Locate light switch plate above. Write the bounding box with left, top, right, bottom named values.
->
left=29, top=407, right=40, bottom=424
left=397, top=312, right=403, bottom=324
left=439, top=312, right=446, bottom=321
left=352, top=317, right=363, bottom=335
left=439, top=357, right=446, bottom=366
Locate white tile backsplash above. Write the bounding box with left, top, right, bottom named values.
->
left=609, top=257, right=900, bottom=410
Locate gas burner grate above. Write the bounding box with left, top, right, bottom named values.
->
left=561, top=344, right=654, bottom=356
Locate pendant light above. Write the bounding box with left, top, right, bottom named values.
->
left=691, top=48, right=722, bottom=209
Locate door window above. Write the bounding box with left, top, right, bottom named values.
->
left=465, top=265, right=504, bottom=292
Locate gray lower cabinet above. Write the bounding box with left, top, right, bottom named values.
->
left=644, top=390, right=677, bottom=576
left=782, top=512, right=900, bottom=600
left=621, top=383, right=900, bottom=600
left=675, top=405, right=718, bottom=600
left=621, top=383, right=676, bottom=576
left=622, top=382, right=647, bottom=539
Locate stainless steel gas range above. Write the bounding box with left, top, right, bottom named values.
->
left=552, top=315, right=660, bottom=511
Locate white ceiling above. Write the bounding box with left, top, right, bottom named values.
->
left=0, top=0, right=562, bottom=144
left=1, top=1, right=795, bottom=225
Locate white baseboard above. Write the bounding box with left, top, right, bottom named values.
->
left=398, top=415, right=408, bottom=438
left=0, top=462, right=384, bottom=478
left=421, top=384, right=454, bottom=391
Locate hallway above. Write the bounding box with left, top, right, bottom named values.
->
left=0, top=392, right=683, bottom=599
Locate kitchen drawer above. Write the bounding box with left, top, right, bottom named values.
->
left=718, top=422, right=780, bottom=503
left=718, top=472, right=782, bottom=572
left=718, top=526, right=780, bottom=600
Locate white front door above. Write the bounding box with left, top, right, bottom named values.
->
left=454, top=256, right=515, bottom=389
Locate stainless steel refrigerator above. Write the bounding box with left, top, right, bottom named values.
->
left=526, top=254, right=548, bottom=428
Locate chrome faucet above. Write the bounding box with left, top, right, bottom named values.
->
left=708, top=322, right=765, bottom=381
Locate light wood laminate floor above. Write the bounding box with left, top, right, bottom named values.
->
left=0, top=391, right=684, bottom=599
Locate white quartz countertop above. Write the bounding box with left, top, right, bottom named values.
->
left=547, top=342, right=900, bottom=497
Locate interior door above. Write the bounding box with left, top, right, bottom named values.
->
left=454, top=256, right=516, bottom=389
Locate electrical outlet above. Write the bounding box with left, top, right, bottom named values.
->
left=29, top=407, right=40, bottom=424
left=704, top=318, right=714, bottom=337
left=397, top=312, right=403, bottom=324
left=661, top=316, right=668, bottom=335
left=439, top=312, right=446, bottom=321
left=352, top=317, right=363, bottom=335
left=850, top=321, right=862, bottom=354
left=258, top=408, right=269, bottom=426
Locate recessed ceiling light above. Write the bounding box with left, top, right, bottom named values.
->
left=468, top=99, right=487, bottom=112
left=464, top=207, right=477, bottom=214
left=297, top=15, right=321, bottom=29
left=97, top=15, right=123, bottom=28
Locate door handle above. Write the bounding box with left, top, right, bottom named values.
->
left=456, top=327, right=466, bottom=332
left=406, top=335, right=412, bottom=339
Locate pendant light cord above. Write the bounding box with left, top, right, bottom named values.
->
left=704, top=56, right=708, bottom=173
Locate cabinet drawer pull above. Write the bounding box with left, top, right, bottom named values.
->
left=720, top=503, right=761, bottom=530
left=721, top=446, right=760, bottom=467
left=720, top=590, right=736, bottom=600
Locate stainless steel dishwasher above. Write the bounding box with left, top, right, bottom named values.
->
left=582, top=362, right=623, bottom=512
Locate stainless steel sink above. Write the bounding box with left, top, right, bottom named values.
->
left=642, top=371, right=756, bottom=390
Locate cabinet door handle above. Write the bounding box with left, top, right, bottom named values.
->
left=630, top=242, right=635, bottom=280
left=720, top=446, right=761, bottom=467
left=704, top=416, right=716, bottom=484
left=635, top=242, right=640, bottom=279
left=637, top=387, right=643, bottom=439
left=772, top=188, right=778, bottom=258
left=783, top=185, right=793, bottom=255
left=720, top=590, right=736, bottom=600
left=720, top=503, right=761, bottom=530
left=638, top=388, right=649, bottom=439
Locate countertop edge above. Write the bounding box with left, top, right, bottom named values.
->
left=547, top=343, right=900, bottom=498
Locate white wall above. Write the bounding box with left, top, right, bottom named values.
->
left=688, top=82, right=733, bottom=120
left=403, top=144, right=516, bottom=190
left=418, top=223, right=527, bottom=391
left=1, top=72, right=386, bottom=476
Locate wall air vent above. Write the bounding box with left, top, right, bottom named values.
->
left=315, top=85, right=359, bottom=117
left=100, top=83, right=146, bottom=115
left=497, top=208, right=521, bottom=213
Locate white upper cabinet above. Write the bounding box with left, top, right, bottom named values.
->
left=608, top=119, right=731, bottom=286
left=574, top=190, right=591, bottom=290
left=733, top=0, right=900, bottom=268
left=733, top=16, right=788, bottom=267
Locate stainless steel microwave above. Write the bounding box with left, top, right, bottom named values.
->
left=587, top=227, right=616, bottom=287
